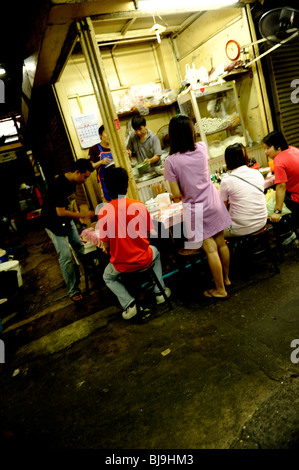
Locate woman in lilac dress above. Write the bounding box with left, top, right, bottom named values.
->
left=164, top=115, right=232, bottom=299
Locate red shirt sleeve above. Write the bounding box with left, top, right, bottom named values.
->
left=274, top=159, right=287, bottom=185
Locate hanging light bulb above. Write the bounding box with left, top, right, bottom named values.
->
left=150, top=23, right=166, bottom=43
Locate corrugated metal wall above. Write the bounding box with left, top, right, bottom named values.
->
left=269, top=41, right=299, bottom=148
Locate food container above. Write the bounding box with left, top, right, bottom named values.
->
left=268, top=160, right=274, bottom=173
left=259, top=167, right=270, bottom=178
left=0, top=260, right=23, bottom=287
left=154, top=166, right=165, bottom=176
left=156, top=193, right=171, bottom=210
left=136, top=161, right=149, bottom=175
left=145, top=198, right=159, bottom=213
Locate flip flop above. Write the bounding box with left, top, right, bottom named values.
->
left=203, top=290, right=230, bottom=300
left=71, top=293, right=84, bottom=303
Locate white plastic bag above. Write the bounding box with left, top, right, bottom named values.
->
left=184, top=63, right=200, bottom=85
left=198, top=66, right=209, bottom=85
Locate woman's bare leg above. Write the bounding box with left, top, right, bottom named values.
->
left=202, top=237, right=228, bottom=297
left=214, top=231, right=231, bottom=286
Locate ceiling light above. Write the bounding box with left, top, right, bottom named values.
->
left=0, top=66, right=6, bottom=77
left=137, top=0, right=237, bottom=10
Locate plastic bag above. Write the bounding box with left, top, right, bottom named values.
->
left=265, top=188, right=292, bottom=217
left=198, top=66, right=209, bottom=85
left=184, top=63, right=200, bottom=85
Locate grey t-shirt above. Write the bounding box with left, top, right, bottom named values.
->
left=127, top=129, right=162, bottom=167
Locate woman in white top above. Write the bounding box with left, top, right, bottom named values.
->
left=220, top=143, right=268, bottom=237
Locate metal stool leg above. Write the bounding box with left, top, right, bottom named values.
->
left=148, top=267, right=173, bottom=311
left=270, top=223, right=284, bottom=262
left=83, top=265, right=90, bottom=294
left=262, top=231, right=280, bottom=274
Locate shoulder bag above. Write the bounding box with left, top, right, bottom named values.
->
left=229, top=173, right=264, bottom=193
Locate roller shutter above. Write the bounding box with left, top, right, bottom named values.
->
left=269, top=41, right=299, bottom=148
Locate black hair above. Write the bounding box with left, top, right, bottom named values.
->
left=224, top=143, right=249, bottom=171
left=263, top=131, right=288, bottom=151
left=131, top=115, right=146, bottom=130
left=104, top=166, right=128, bottom=199
left=169, top=114, right=196, bottom=155
left=99, top=125, right=104, bottom=135
left=71, top=158, right=94, bottom=173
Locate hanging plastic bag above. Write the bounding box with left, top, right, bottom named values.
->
left=198, top=66, right=209, bottom=85
left=265, top=188, right=292, bottom=217
left=184, top=63, right=200, bottom=85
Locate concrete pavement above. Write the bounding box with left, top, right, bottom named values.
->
left=0, top=228, right=299, bottom=450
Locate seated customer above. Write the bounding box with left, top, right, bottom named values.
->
left=263, top=130, right=299, bottom=235
left=220, top=143, right=267, bottom=237
left=97, top=166, right=171, bottom=320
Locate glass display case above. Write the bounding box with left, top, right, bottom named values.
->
left=177, top=81, right=247, bottom=160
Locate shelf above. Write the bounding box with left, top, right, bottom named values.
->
left=222, top=68, right=251, bottom=81
left=178, top=82, right=247, bottom=157
left=0, top=142, right=23, bottom=153
left=205, top=124, right=238, bottom=136
left=117, top=102, right=177, bottom=119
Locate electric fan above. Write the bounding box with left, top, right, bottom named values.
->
left=157, top=124, right=169, bottom=150
left=244, top=6, right=299, bottom=68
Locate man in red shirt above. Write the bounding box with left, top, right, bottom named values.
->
left=263, top=131, right=299, bottom=236
left=97, top=166, right=171, bottom=320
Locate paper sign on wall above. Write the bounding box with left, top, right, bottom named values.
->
left=72, top=113, right=99, bottom=149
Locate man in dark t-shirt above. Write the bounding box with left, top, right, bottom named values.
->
left=42, top=159, right=95, bottom=303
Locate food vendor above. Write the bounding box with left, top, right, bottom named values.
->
left=127, top=115, right=162, bottom=172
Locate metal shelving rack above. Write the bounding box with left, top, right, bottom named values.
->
left=177, top=81, right=248, bottom=163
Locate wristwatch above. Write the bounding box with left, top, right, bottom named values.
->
left=274, top=209, right=281, bottom=214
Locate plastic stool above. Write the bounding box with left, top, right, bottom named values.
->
left=228, top=224, right=280, bottom=277
left=121, top=262, right=173, bottom=315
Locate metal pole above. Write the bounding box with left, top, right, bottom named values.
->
left=76, top=17, right=139, bottom=200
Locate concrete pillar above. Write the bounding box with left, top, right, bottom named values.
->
left=76, top=17, right=139, bottom=200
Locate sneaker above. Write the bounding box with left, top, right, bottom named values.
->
left=156, top=287, right=171, bottom=305
left=282, top=231, right=297, bottom=246
left=122, top=303, right=138, bottom=320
